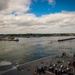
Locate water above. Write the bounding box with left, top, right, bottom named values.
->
left=0, top=36, right=75, bottom=65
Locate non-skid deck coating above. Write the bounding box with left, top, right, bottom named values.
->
left=18, top=56, right=75, bottom=75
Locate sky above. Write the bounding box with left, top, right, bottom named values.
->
left=0, top=0, right=75, bottom=34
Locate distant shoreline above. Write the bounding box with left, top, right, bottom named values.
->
left=0, top=33, right=75, bottom=38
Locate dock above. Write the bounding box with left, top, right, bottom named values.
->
left=58, top=37, right=75, bottom=42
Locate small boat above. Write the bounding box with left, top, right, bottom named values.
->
left=14, top=38, right=19, bottom=41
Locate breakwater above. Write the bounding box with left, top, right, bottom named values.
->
left=58, top=37, right=75, bottom=42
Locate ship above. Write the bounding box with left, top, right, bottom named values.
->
left=0, top=53, right=75, bottom=75
left=0, top=37, right=19, bottom=41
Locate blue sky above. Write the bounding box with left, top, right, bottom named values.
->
left=28, top=0, right=75, bottom=17
left=0, top=0, right=75, bottom=33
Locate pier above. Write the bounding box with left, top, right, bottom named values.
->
left=58, top=38, right=75, bottom=42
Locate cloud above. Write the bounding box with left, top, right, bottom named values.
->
left=0, top=0, right=9, bottom=11
left=0, top=0, right=31, bottom=14
left=0, top=0, right=75, bottom=33
left=41, top=0, right=56, bottom=7
left=48, top=0, right=56, bottom=6
left=0, top=11, right=75, bottom=33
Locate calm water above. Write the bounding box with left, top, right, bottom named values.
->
left=0, top=36, right=75, bottom=65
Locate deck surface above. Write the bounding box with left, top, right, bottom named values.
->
left=18, top=56, right=75, bottom=75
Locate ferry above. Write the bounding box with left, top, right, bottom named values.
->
left=0, top=37, right=19, bottom=41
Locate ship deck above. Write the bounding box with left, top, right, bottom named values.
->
left=18, top=56, right=75, bottom=75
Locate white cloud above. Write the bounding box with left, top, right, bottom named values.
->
left=48, top=0, right=56, bottom=6
left=0, top=0, right=31, bottom=15
left=0, top=11, right=75, bottom=33
left=41, top=0, right=56, bottom=7
left=0, top=0, right=75, bottom=33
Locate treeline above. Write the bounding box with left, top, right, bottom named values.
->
left=0, top=33, right=75, bottom=37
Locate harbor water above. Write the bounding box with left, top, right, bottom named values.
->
left=0, top=36, right=75, bottom=65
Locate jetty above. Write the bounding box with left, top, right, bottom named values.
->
left=58, top=37, right=75, bottom=42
